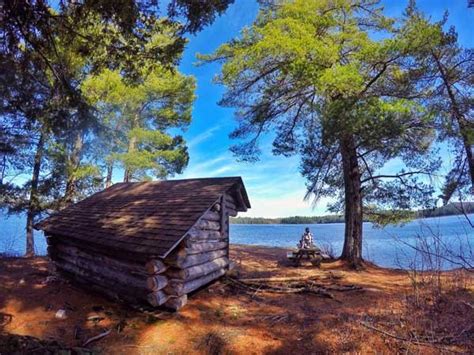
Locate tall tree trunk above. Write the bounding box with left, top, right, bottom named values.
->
left=105, top=161, right=113, bottom=188
left=432, top=52, right=474, bottom=189
left=123, top=134, right=136, bottom=182
left=0, top=155, right=6, bottom=185
left=25, top=131, right=45, bottom=257
left=339, top=134, right=363, bottom=267
left=123, top=114, right=138, bottom=182
left=64, top=131, right=84, bottom=205
left=458, top=120, right=474, bottom=190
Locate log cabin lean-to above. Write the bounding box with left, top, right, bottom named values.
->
left=35, top=177, right=251, bottom=310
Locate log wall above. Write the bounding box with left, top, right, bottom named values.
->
left=157, top=194, right=238, bottom=309
left=47, top=238, right=165, bottom=305
left=47, top=191, right=240, bottom=311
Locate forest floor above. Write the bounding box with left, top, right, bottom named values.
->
left=0, top=244, right=473, bottom=354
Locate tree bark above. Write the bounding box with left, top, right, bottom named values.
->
left=0, top=155, right=6, bottom=185
left=25, top=131, right=45, bottom=257
left=64, top=131, right=84, bottom=205
left=339, top=134, right=363, bottom=267
left=105, top=161, right=113, bottom=188
left=123, top=114, right=138, bottom=182
left=459, top=123, right=474, bottom=189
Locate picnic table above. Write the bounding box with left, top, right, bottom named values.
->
left=287, top=247, right=323, bottom=267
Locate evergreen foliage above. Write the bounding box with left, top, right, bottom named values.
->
left=202, top=0, right=446, bottom=266
left=382, top=5, right=474, bottom=204
left=82, top=67, right=195, bottom=181
left=0, top=0, right=231, bottom=256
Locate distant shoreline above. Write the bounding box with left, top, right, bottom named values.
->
left=231, top=202, right=474, bottom=225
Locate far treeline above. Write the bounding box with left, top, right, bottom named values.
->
left=230, top=203, right=474, bottom=225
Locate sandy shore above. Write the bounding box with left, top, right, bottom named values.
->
left=1, top=244, right=472, bottom=353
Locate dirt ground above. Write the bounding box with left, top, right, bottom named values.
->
left=1, top=244, right=473, bottom=354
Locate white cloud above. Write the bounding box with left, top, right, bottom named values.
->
left=180, top=153, right=231, bottom=178
left=186, top=125, right=221, bottom=149
left=240, top=192, right=334, bottom=218
left=176, top=136, right=334, bottom=217
left=211, top=165, right=235, bottom=175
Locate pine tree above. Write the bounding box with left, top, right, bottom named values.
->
left=400, top=6, right=473, bottom=203
left=1, top=0, right=226, bottom=256
left=202, top=0, right=441, bottom=266
left=82, top=67, right=195, bottom=182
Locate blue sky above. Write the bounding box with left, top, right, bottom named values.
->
left=12, top=1, right=470, bottom=218
left=159, top=0, right=473, bottom=218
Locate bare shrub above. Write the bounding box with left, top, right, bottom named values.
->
left=397, top=227, right=474, bottom=350
left=0, top=232, right=20, bottom=257
left=319, top=242, right=336, bottom=259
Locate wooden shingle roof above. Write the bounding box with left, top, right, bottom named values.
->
left=35, top=177, right=250, bottom=258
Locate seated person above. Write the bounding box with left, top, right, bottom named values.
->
left=298, top=227, right=314, bottom=249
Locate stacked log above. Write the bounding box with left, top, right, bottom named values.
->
left=186, top=228, right=224, bottom=242
left=164, top=295, right=188, bottom=310
left=145, top=259, right=167, bottom=274
left=47, top=194, right=237, bottom=311
left=224, top=194, right=238, bottom=216
left=195, top=219, right=221, bottom=231
left=222, top=194, right=231, bottom=262
left=159, top=201, right=231, bottom=308
left=48, top=243, right=147, bottom=276
left=166, top=257, right=229, bottom=281
left=183, top=241, right=227, bottom=255
left=48, top=241, right=170, bottom=306
left=146, top=274, right=168, bottom=291
left=48, top=244, right=147, bottom=302
left=165, top=268, right=226, bottom=297
left=167, top=249, right=227, bottom=269
left=201, top=210, right=220, bottom=222
left=144, top=259, right=171, bottom=306
left=146, top=290, right=169, bottom=307
left=47, top=234, right=150, bottom=262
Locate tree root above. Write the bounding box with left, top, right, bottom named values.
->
left=82, top=329, right=111, bottom=347
left=359, top=321, right=465, bottom=354
left=225, top=277, right=361, bottom=302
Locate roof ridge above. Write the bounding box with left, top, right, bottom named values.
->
left=113, top=176, right=243, bottom=185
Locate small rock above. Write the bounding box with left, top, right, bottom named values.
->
left=55, top=309, right=67, bottom=319
left=19, top=278, right=26, bottom=285
left=42, top=276, right=59, bottom=285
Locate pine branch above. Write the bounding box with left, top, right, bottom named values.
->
left=361, top=171, right=433, bottom=184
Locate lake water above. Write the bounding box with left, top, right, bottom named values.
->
left=1, top=212, right=473, bottom=269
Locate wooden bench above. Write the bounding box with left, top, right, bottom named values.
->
left=287, top=247, right=323, bottom=267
